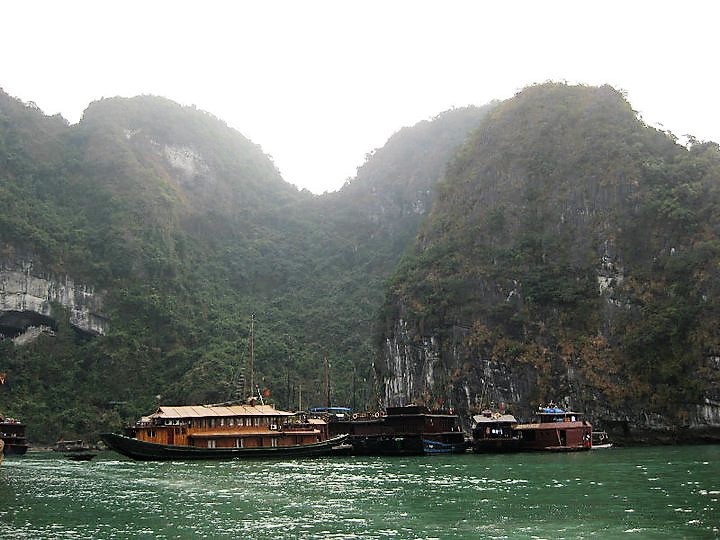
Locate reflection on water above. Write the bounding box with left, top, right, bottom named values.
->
left=0, top=446, right=718, bottom=538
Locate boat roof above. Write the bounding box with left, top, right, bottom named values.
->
left=150, top=404, right=295, bottom=419
left=473, top=413, right=517, bottom=424
left=309, top=407, right=352, bottom=413
left=538, top=408, right=583, bottom=415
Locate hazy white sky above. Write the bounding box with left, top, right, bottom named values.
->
left=2, top=1, right=718, bottom=193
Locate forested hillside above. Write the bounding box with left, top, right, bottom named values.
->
left=0, top=89, right=487, bottom=442
left=380, top=83, right=720, bottom=441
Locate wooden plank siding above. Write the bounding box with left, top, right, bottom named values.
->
left=129, top=405, right=328, bottom=450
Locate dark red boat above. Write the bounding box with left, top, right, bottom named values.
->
left=513, top=406, right=592, bottom=452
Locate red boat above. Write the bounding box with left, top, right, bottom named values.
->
left=514, top=406, right=592, bottom=452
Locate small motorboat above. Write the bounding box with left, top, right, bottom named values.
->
left=65, top=452, right=97, bottom=461
left=591, top=430, right=613, bottom=449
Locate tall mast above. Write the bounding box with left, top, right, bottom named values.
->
left=249, top=313, right=254, bottom=399
left=324, top=353, right=331, bottom=408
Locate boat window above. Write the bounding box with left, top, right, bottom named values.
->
left=208, top=440, right=216, bottom=449
left=220, top=418, right=225, bottom=427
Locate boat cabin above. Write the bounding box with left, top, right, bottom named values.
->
left=126, top=403, right=329, bottom=450
left=471, top=410, right=520, bottom=452
left=0, top=416, right=29, bottom=455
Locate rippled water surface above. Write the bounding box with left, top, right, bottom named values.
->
left=1, top=445, right=718, bottom=538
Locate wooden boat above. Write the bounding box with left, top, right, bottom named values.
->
left=65, top=452, right=97, bottom=461
left=54, top=439, right=98, bottom=460
left=54, top=439, right=91, bottom=452
left=0, top=415, right=29, bottom=455
left=101, top=400, right=349, bottom=461
left=591, top=430, right=613, bottom=449
left=470, top=410, right=521, bottom=453
left=513, top=406, right=592, bottom=452
left=324, top=405, right=467, bottom=456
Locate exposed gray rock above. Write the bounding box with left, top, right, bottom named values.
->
left=0, top=259, right=108, bottom=340
left=382, top=317, right=720, bottom=443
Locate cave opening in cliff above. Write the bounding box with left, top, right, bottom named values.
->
left=0, top=310, right=58, bottom=339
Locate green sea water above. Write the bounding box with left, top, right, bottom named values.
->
left=0, top=445, right=718, bottom=539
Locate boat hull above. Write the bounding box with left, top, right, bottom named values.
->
left=471, top=438, right=521, bottom=453
left=2, top=442, right=29, bottom=456
left=350, top=435, right=424, bottom=456
left=422, top=438, right=468, bottom=455
left=101, top=432, right=350, bottom=461
left=65, top=452, right=97, bottom=461
left=349, top=435, right=467, bottom=455
left=1, top=420, right=29, bottom=456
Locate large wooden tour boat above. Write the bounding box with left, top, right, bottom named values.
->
left=101, top=400, right=349, bottom=461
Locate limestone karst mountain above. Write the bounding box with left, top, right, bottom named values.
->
left=380, top=83, right=720, bottom=442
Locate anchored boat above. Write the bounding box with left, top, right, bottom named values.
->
left=323, top=405, right=467, bottom=455
left=101, top=400, right=349, bottom=461
left=471, top=409, right=521, bottom=453
left=591, top=430, right=613, bottom=449
left=513, top=406, right=592, bottom=452
left=0, top=415, right=29, bottom=456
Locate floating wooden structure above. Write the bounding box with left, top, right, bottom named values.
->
left=101, top=401, right=349, bottom=460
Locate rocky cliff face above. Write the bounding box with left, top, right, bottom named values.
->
left=382, top=321, right=720, bottom=443
left=0, top=254, right=108, bottom=340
